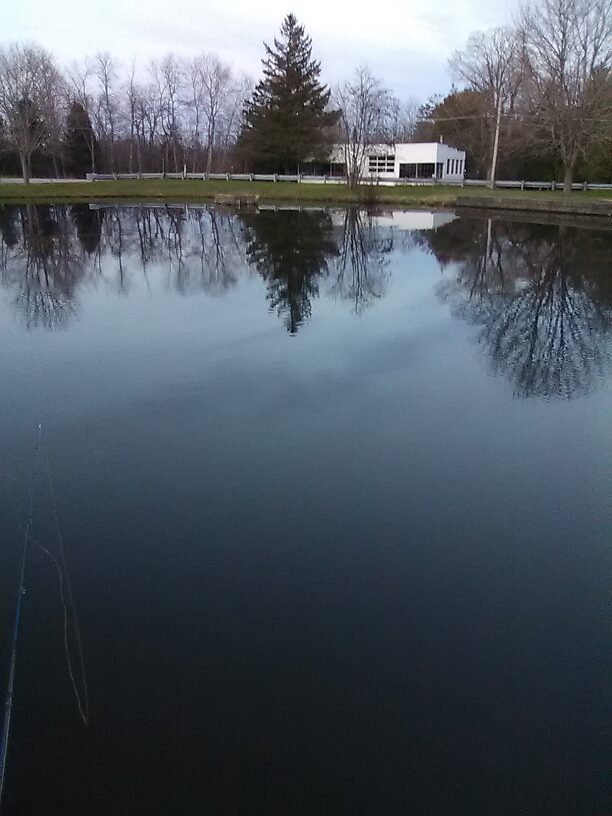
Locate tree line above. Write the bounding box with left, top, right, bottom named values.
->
left=0, top=1, right=611, bottom=187
left=0, top=43, right=252, bottom=180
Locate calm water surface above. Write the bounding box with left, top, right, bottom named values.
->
left=0, top=203, right=610, bottom=815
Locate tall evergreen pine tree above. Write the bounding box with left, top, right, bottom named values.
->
left=239, top=14, right=336, bottom=173
left=65, top=102, right=99, bottom=177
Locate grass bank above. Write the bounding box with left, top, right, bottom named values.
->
left=0, top=178, right=611, bottom=216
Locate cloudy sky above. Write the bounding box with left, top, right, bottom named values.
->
left=2, top=0, right=512, bottom=101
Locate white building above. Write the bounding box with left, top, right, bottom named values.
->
left=329, top=142, right=466, bottom=182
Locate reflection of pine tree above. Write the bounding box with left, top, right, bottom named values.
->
left=0, top=205, right=19, bottom=248
left=329, top=209, right=393, bottom=315
left=429, top=219, right=612, bottom=398
left=71, top=205, right=103, bottom=255
left=241, top=209, right=337, bottom=334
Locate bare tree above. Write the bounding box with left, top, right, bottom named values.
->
left=334, top=67, right=397, bottom=187
left=389, top=98, right=419, bottom=142
left=94, top=52, right=120, bottom=172
left=150, top=54, right=184, bottom=173
left=221, top=73, right=252, bottom=170
left=138, top=82, right=162, bottom=149
left=0, top=43, right=64, bottom=182
left=186, top=58, right=205, bottom=171
left=65, top=59, right=99, bottom=174
left=125, top=60, right=139, bottom=173
left=519, top=0, right=612, bottom=192
left=450, top=27, right=525, bottom=185
left=46, top=88, right=68, bottom=177
left=198, top=53, right=232, bottom=172
left=186, top=56, right=249, bottom=172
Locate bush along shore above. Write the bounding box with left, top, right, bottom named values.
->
left=0, top=179, right=611, bottom=217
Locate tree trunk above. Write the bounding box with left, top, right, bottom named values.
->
left=20, top=152, right=30, bottom=184
left=563, top=161, right=575, bottom=196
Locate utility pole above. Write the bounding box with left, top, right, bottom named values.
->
left=489, top=92, right=502, bottom=189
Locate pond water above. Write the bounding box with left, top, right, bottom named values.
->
left=0, top=203, right=610, bottom=815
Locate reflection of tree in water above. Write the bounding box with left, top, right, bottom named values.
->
left=0, top=205, right=19, bottom=250
left=178, top=208, right=245, bottom=295
left=423, top=218, right=612, bottom=398
left=328, top=209, right=393, bottom=315
left=1, top=203, right=413, bottom=335
left=195, top=209, right=245, bottom=295
left=0, top=204, right=248, bottom=327
left=71, top=205, right=103, bottom=256
left=0, top=205, right=85, bottom=330
left=128, top=206, right=245, bottom=296
left=241, top=209, right=338, bottom=334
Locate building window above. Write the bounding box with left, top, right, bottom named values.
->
left=399, top=163, right=440, bottom=179
left=368, top=155, right=395, bottom=174
left=446, top=159, right=450, bottom=174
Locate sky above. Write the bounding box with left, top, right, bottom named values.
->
left=2, top=0, right=512, bottom=102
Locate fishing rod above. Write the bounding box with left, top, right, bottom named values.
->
left=0, top=423, right=43, bottom=812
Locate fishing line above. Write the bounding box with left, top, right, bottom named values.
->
left=15, top=444, right=91, bottom=726
left=42, top=443, right=90, bottom=726
left=0, top=423, right=43, bottom=812
left=33, top=538, right=89, bottom=726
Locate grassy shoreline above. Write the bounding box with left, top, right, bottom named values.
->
left=0, top=178, right=611, bottom=216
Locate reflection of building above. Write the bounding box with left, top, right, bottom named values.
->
left=330, top=210, right=457, bottom=231
left=328, top=142, right=466, bottom=182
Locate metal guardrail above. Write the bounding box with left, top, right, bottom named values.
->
left=0, top=177, right=91, bottom=184
left=82, top=171, right=347, bottom=184
left=2, top=173, right=611, bottom=191
left=81, top=173, right=612, bottom=191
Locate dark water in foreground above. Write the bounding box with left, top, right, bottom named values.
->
left=0, top=203, right=610, bottom=815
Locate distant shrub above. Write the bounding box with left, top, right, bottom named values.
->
left=357, top=181, right=380, bottom=205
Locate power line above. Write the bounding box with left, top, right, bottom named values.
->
left=419, top=112, right=612, bottom=124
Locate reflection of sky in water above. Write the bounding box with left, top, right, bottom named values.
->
left=0, top=204, right=610, bottom=816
